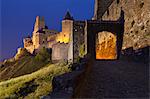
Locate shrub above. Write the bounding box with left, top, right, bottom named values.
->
left=34, top=47, right=51, bottom=62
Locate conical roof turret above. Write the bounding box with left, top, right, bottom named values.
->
left=63, top=11, right=74, bottom=20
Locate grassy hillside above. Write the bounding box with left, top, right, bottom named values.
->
left=0, top=63, right=71, bottom=98
left=0, top=48, right=51, bottom=81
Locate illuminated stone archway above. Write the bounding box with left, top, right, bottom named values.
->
left=96, top=31, right=117, bottom=59
left=86, top=10, right=124, bottom=60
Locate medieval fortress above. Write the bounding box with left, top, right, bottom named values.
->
left=22, top=0, right=123, bottom=62
left=20, top=0, right=149, bottom=62
left=22, top=11, right=88, bottom=62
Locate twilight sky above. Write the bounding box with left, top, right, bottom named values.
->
left=0, top=0, right=95, bottom=61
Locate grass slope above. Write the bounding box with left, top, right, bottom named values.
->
left=0, top=63, right=70, bottom=99
left=0, top=56, right=49, bottom=81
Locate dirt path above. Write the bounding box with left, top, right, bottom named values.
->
left=76, top=60, right=149, bottom=98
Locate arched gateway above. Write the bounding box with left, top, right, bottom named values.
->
left=96, top=31, right=117, bottom=59
left=86, top=10, right=124, bottom=60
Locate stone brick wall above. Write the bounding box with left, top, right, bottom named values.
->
left=51, top=20, right=87, bottom=62
left=93, top=0, right=114, bottom=20
left=24, top=46, right=34, bottom=54
left=47, top=34, right=57, bottom=48
left=32, top=32, right=45, bottom=49
left=57, top=20, right=73, bottom=43
left=34, top=16, right=45, bottom=32
left=95, top=0, right=150, bottom=49
left=52, top=43, right=69, bottom=61
left=23, top=37, right=34, bottom=53
left=23, top=37, right=33, bottom=48
left=73, top=21, right=86, bottom=61
left=32, top=16, right=47, bottom=49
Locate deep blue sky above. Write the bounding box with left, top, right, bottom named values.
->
left=0, top=0, right=95, bottom=61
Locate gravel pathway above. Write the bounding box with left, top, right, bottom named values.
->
left=77, top=60, right=149, bottom=98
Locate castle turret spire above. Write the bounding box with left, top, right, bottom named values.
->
left=63, top=11, right=74, bottom=20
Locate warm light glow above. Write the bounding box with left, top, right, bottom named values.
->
left=56, top=32, right=70, bottom=43
left=96, top=32, right=117, bottom=59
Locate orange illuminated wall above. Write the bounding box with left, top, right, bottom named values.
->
left=56, top=32, right=70, bottom=43
left=96, top=31, right=117, bottom=59
left=56, top=20, right=73, bottom=43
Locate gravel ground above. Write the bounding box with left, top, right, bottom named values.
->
left=77, top=60, right=149, bottom=98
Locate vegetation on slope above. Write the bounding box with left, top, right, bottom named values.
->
left=0, top=63, right=71, bottom=98
left=0, top=48, right=51, bottom=81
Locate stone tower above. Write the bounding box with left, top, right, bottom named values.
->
left=61, top=11, right=74, bottom=43
left=93, top=0, right=114, bottom=20
left=62, top=11, right=74, bottom=62
left=34, top=16, right=45, bottom=32
left=32, top=16, right=46, bottom=49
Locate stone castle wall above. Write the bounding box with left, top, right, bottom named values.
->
left=23, top=37, right=34, bottom=53
left=93, top=0, right=114, bottom=20
left=73, top=21, right=87, bottom=61
left=95, top=0, right=150, bottom=49
left=57, top=20, right=73, bottom=43
left=48, top=20, right=87, bottom=62
left=23, top=16, right=75, bottom=62
left=32, top=32, right=45, bottom=49
left=47, top=34, right=57, bottom=48
left=23, top=37, right=33, bottom=48
left=24, top=45, right=34, bottom=54
left=52, top=20, right=88, bottom=62
left=34, top=16, right=45, bottom=32
left=52, top=43, right=69, bottom=61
